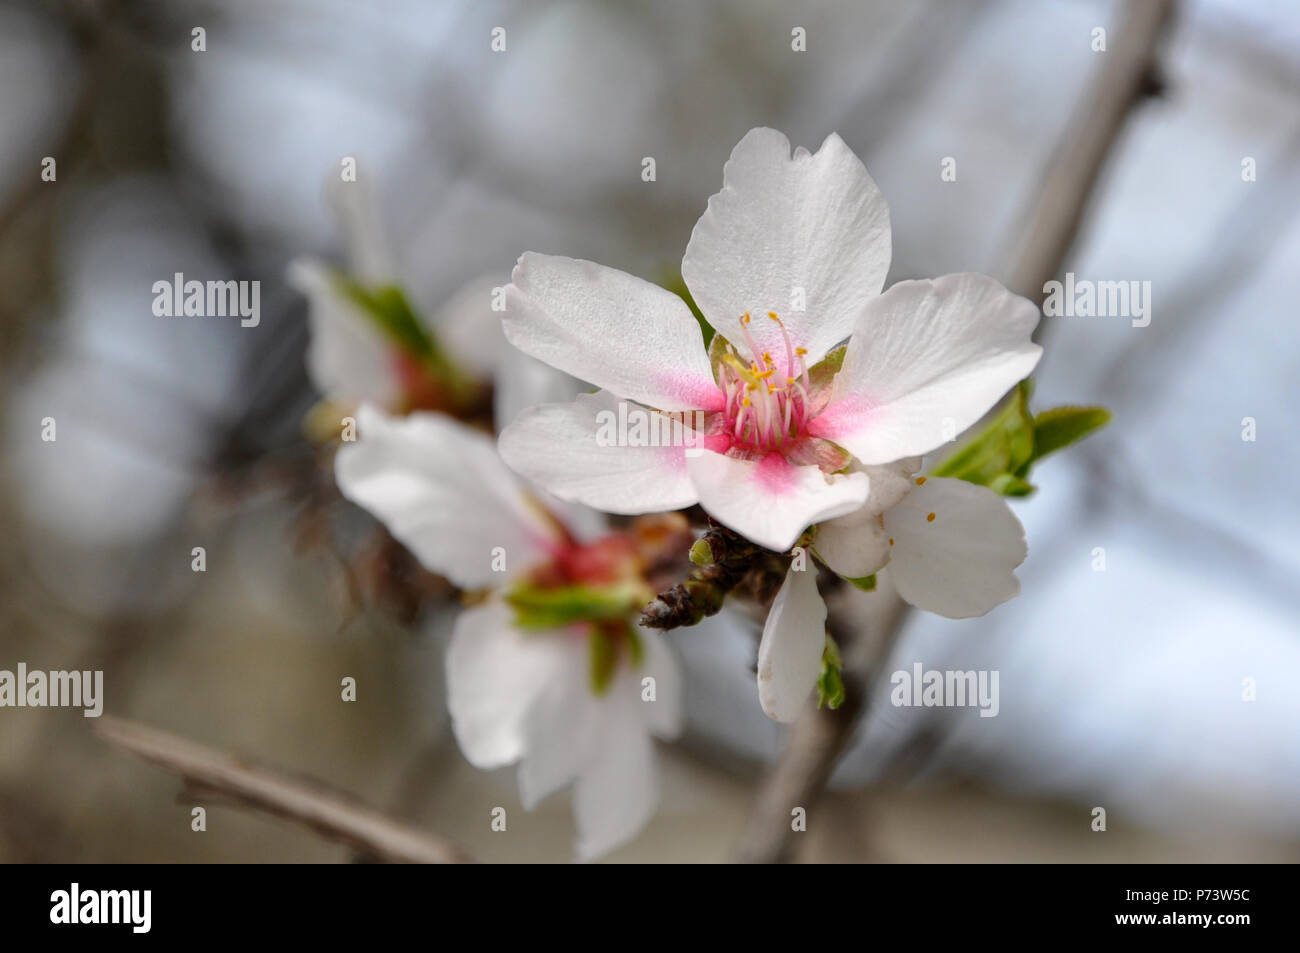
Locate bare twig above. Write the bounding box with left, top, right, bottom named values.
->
left=95, top=716, right=474, bottom=864
left=734, top=0, right=1178, bottom=863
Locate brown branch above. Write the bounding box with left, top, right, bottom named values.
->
left=95, top=716, right=474, bottom=864
left=734, top=0, right=1178, bottom=864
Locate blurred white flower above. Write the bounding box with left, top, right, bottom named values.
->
left=334, top=406, right=680, bottom=860
left=290, top=174, right=581, bottom=429
left=499, top=128, right=1042, bottom=552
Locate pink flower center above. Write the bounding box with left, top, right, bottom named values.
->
left=716, top=311, right=813, bottom=454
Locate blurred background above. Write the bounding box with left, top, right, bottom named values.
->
left=1, top=0, right=1297, bottom=862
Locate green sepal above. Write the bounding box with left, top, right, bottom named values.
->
left=589, top=627, right=618, bottom=695
left=933, top=380, right=1035, bottom=487
left=332, top=273, right=477, bottom=402
left=988, top=473, right=1036, bottom=496
left=843, top=573, right=877, bottom=592
left=505, top=582, right=641, bottom=631
left=334, top=276, right=436, bottom=359
left=806, top=345, right=846, bottom=396
left=816, top=635, right=845, bottom=711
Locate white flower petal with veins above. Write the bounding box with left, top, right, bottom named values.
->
left=335, top=405, right=560, bottom=589
left=812, top=273, right=1042, bottom=464
left=504, top=253, right=721, bottom=412
left=499, top=391, right=700, bottom=515
left=682, top=127, right=892, bottom=366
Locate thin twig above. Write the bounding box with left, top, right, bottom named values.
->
left=734, top=0, right=1178, bottom=864
left=95, top=716, right=475, bottom=864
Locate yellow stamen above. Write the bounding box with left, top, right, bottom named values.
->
left=926, top=512, right=936, bottom=522
left=915, top=476, right=927, bottom=486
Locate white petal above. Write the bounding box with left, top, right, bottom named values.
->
left=811, top=273, right=1042, bottom=464
left=685, top=449, right=868, bottom=552
left=882, top=477, right=1027, bottom=618
left=335, top=406, right=561, bottom=588
left=572, top=716, right=659, bottom=862
left=516, top=634, right=599, bottom=810
left=445, top=600, right=565, bottom=768
left=498, top=391, right=700, bottom=515
left=289, top=258, right=400, bottom=407
left=635, top=627, right=683, bottom=740
left=812, top=457, right=921, bottom=577
left=323, top=173, right=394, bottom=283
left=504, top=253, right=722, bottom=412
left=492, top=345, right=586, bottom=434
left=756, top=563, right=828, bottom=723
left=682, top=128, right=891, bottom=365
left=430, top=274, right=510, bottom=379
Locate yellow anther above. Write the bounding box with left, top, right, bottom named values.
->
left=888, top=538, right=895, bottom=546
left=795, top=347, right=808, bottom=356
left=915, top=476, right=927, bottom=486
left=741, top=397, right=752, bottom=407
left=926, top=512, right=936, bottom=522
left=767, top=311, right=782, bottom=324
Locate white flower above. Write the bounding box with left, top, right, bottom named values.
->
left=334, top=405, right=681, bottom=860
left=498, top=127, right=1042, bottom=553
left=757, top=461, right=1028, bottom=722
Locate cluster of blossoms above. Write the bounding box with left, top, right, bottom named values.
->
left=297, top=128, right=1059, bottom=860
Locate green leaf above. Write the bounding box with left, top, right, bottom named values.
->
left=505, top=583, right=640, bottom=631
left=930, top=379, right=1111, bottom=497
left=1018, top=405, right=1111, bottom=473
left=661, top=270, right=713, bottom=346
left=932, top=380, right=1035, bottom=487
left=842, top=573, right=877, bottom=592
left=816, top=635, right=845, bottom=711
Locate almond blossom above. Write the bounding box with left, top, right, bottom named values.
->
left=498, top=127, right=1043, bottom=554
left=334, top=405, right=681, bottom=860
